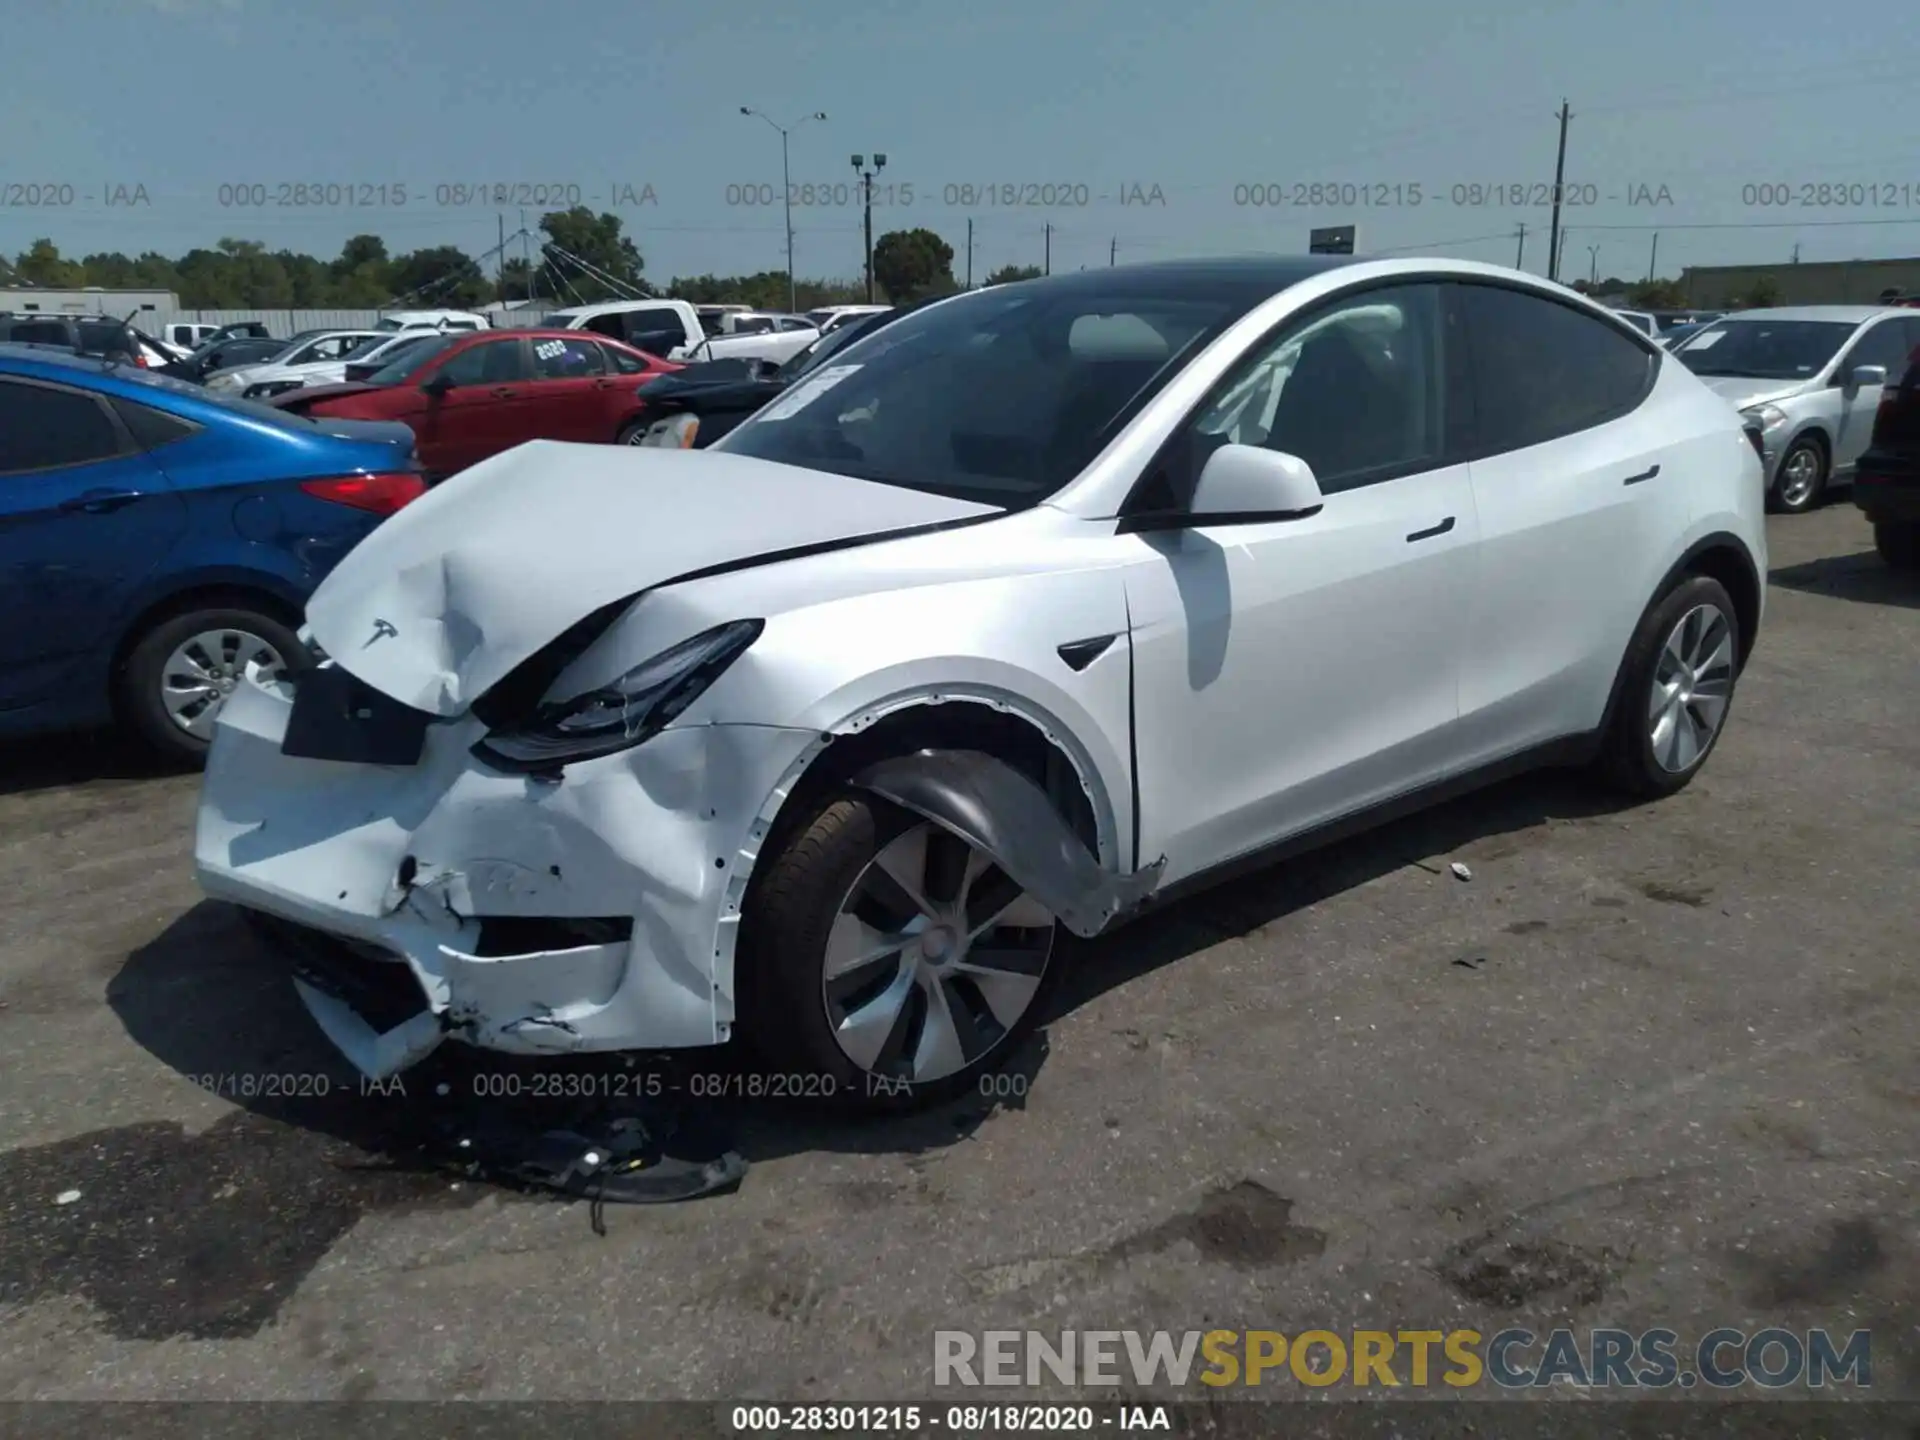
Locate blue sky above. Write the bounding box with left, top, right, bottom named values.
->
left=5, top=0, right=1919, bottom=287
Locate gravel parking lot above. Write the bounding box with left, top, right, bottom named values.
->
left=0, top=504, right=1914, bottom=1404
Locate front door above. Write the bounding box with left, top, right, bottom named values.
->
left=1122, top=281, right=1477, bottom=886
left=412, top=337, right=534, bottom=475
left=0, top=378, right=186, bottom=715
left=1834, top=317, right=1918, bottom=470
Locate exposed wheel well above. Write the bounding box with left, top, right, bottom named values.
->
left=764, top=700, right=1105, bottom=863
left=1682, top=544, right=1762, bottom=668
left=110, top=584, right=303, bottom=688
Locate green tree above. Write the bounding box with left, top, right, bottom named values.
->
left=872, top=228, right=955, bottom=302
left=1626, top=278, right=1687, bottom=309
left=497, top=256, right=535, bottom=304
left=14, top=238, right=84, bottom=287
left=984, top=263, right=1043, bottom=286
left=538, top=207, right=646, bottom=301
left=387, top=245, right=490, bottom=307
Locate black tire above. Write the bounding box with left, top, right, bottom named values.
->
left=119, top=602, right=305, bottom=765
left=1594, top=574, right=1741, bottom=801
left=616, top=420, right=649, bottom=445
left=1769, top=435, right=1828, bottom=513
left=736, top=789, right=1066, bottom=1114
left=1874, top=519, right=1920, bottom=570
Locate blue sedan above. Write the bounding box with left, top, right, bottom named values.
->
left=0, top=344, right=424, bottom=761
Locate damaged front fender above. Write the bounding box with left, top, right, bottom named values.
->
left=853, top=749, right=1163, bottom=938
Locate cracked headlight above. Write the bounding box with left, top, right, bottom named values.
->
left=1742, top=403, right=1788, bottom=431
left=473, top=619, right=763, bottom=771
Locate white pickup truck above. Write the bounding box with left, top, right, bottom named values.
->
left=540, top=299, right=819, bottom=365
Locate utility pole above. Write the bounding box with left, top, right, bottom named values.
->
left=966, top=217, right=974, bottom=288
left=1515, top=222, right=1527, bottom=269
left=1587, top=244, right=1600, bottom=284
left=1546, top=99, right=1571, bottom=282
left=851, top=152, right=886, bottom=302
left=521, top=210, right=533, bottom=305
left=1647, top=232, right=1659, bottom=282
left=1791, top=242, right=1800, bottom=264
left=1555, top=227, right=1570, bottom=281
left=1044, top=222, right=1052, bottom=275
left=743, top=108, right=827, bottom=313
left=1110, top=236, right=1117, bottom=267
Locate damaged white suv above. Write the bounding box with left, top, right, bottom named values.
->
left=195, top=256, right=1766, bottom=1109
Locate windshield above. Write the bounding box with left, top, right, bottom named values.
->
left=716, top=286, right=1246, bottom=506
left=366, top=333, right=458, bottom=384
left=1674, top=319, right=1857, bottom=379
left=358, top=335, right=432, bottom=368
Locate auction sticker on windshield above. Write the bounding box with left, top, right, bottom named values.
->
left=757, top=364, right=863, bottom=421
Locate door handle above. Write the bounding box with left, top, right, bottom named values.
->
left=1406, top=516, right=1455, bottom=543
left=1622, top=464, right=1661, bottom=486
left=490, top=386, right=518, bottom=397
left=59, top=488, right=145, bottom=514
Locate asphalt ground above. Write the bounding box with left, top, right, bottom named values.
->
left=0, top=502, right=1914, bottom=1409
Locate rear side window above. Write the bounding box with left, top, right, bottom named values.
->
left=1458, top=283, right=1655, bottom=455
left=111, top=396, right=200, bottom=451
left=0, top=381, right=127, bottom=474
left=532, top=336, right=605, bottom=378
left=7, top=320, right=70, bottom=347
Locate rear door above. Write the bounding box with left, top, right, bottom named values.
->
left=0, top=377, right=187, bottom=714
left=1453, top=281, right=1671, bottom=760
left=526, top=334, right=615, bottom=441
left=412, top=337, right=534, bottom=475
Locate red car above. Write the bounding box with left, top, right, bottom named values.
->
left=272, top=329, right=680, bottom=479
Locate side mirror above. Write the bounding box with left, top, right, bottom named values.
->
left=1850, top=364, right=1889, bottom=389
left=1190, top=444, right=1324, bottom=519
left=1121, top=443, right=1324, bottom=533
left=420, top=372, right=455, bottom=396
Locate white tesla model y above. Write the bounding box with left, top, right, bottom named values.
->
left=195, top=256, right=1767, bottom=1109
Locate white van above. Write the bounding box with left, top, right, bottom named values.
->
left=374, top=309, right=490, bottom=332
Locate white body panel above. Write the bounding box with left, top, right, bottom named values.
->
left=193, top=256, right=1770, bottom=1079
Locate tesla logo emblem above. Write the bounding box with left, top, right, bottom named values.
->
left=363, top=618, right=398, bottom=647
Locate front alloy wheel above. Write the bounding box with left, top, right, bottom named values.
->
left=1772, top=438, right=1826, bottom=512
left=1647, top=602, right=1735, bottom=773
left=822, top=821, right=1055, bottom=1086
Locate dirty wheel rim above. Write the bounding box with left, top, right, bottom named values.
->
left=1778, top=445, right=1821, bottom=507
left=1647, top=602, right=1734, bottom=774
left=821, top=820, right=1055, bottom=1085
left=623, top=426, right=650, bottom=445
left=160, top=628, right=287, bottom=740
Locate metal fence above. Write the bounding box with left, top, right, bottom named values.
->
left=140, top=306, right=555, bottom=334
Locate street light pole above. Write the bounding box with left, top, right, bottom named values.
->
left=742, top=107, right=826, bottom=313
left=852, top=152, right=886, bottom=302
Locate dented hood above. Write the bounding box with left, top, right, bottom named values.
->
left=304, top=440, right=1001, bottom=716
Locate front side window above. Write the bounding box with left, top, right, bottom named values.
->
left=437, top=338, right=529, bottom=386
left=1187, top=284, right=1444, bottom=495
left=1836, top=319, right=1914, bottom=378
left=0, top=381, right=126, bottom=473
left=719, top=284, right=1250, bottom=506
left=1672, top=319, right=1854, bottom=381
left=1460, top=283, right=1655, bottom=454
left=603, top=345, right=647, bottom=375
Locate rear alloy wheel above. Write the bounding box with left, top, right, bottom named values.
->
left=1596, top=574, right=1740, bottom=799
left=617, top=420, right=650, bottom=445
left=121, top=606, right=303, bottom=764
left=1771, top=437, right=1827, bottom=513
left=740, top=792, right=1062, bottom=1111
left=1875, top=520, right=1920, bottom=570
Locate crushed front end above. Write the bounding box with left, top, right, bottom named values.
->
left=193, top=657, right=818, bottom=1079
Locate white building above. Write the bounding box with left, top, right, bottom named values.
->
left=0, top=286, right=180, bottom=317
